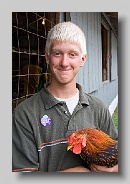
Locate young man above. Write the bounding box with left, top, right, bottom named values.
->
left=12, top=22, right=118, bottom=172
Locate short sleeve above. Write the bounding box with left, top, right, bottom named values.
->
left=99, top=105, right=118, bottom=140
left=12, top=111, right=39, bottom=172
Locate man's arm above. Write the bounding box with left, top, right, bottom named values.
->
left=90, top=164, right=118, bottom=172
left=59, top=166, right=91, bottom=172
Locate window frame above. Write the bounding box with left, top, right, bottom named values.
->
left=101, top=16, right=110, bottom=82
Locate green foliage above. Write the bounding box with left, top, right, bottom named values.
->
left=112, top=105, right=118, bottom=129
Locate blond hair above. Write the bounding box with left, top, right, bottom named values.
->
left=45, top=21, right=87, bottom=55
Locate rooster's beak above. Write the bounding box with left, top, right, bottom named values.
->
left=67, top=145, right=73, bottom=151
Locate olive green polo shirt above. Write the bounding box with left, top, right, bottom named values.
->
left=12, top=83, right=118, bottom=172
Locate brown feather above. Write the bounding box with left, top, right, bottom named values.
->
left=67, top=128, right=118, bottom=168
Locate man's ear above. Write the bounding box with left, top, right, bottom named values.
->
left=80, top=54, right=87, bottom=67
left=45, top=53, right=49, bottom=64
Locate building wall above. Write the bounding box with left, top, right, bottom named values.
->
left=70, top=12, right=118, bottom=108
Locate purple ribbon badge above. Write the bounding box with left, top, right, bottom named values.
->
left=41, top=115, right=52, bottom=126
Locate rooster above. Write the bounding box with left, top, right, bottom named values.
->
left=67, top=128, right=118, bottom=169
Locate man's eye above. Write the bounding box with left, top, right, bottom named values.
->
left=53, top=52, right=60, bottom=56
left=70, top=53, right=76, bottom=57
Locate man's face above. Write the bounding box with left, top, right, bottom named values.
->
left=46, top=40, right=87, bottom=85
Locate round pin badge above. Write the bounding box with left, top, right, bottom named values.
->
left=41, top=115, right=52, bottom=126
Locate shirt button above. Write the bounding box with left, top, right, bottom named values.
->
left=59, top=102, right=64, bottom=106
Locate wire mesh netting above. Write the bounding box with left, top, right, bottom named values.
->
left=12, top=12, right=58, bottom=110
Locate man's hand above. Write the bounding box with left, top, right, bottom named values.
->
left=90, top=164, right=118, bottom=172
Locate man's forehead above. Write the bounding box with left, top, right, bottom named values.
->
left=51, top=40, right=81, bottom=51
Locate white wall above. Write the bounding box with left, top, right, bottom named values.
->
left=108, top=95, right=118, bottom=115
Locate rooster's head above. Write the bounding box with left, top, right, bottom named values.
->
left=67, top=132, right=86, bottom=154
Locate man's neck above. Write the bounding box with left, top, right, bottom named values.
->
left=47, top=81, right=77, bottom=99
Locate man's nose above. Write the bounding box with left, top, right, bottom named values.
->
left=60, top=54, right=69, bottom=66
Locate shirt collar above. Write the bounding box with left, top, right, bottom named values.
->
left=40, top=83, right=89, bottom=109
left=76, top=83, right=89, bottom=106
